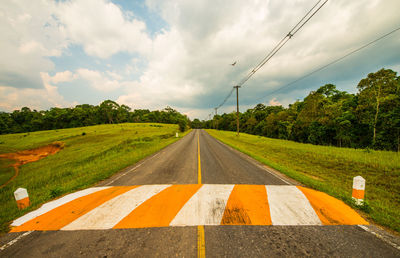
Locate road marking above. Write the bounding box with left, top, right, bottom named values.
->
left=62, top=185, right=170, bottom=230
left=11, top=186, right=136, bottom=232
left=113, top=184, right=202, bottom=228
left=266, top=185, right=321, bottom=225
left=298, top=186, right=368, bottom=225
left=170, top=184, right=234, bottom=226
left=221, top=184, right=271, bottom=225
left=11, top=187, right=109, bottom=227
left=0, top=231, right=33, bottom=251
left=358, top=225, right=400, bottom=251
left=198, top=132, right=202, bottom=184
left=197, top=132, right=205, bottom=258
left=197, top=225, right=206, bottom=258
left=10, top=184, right=368, bottom=232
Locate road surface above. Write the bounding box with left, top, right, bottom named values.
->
left=1, top=129, right=399, bottom=257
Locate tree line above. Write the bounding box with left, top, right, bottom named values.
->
left=0, top=100, right=190, bottom=134
left=199, top=68, right=400, bottom=151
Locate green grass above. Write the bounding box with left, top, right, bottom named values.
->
left=206, top=129, right=400, bottom=233
left=0, top=123, right=189, bottom=233
left=0, top=159, right=15, bottom=186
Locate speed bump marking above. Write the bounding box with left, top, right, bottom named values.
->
left=11, top=184, right=368, bottom=232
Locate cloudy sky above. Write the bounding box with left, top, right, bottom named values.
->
left=0, top=0, right=399, bottom=119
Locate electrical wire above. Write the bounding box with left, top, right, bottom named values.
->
left=216, top=87, right=235, bottom=109
left=238, top=0, right=328, bottom=88
left=254, top=25, right=400, bottom=102
left=211, top=0, right=328, bottom=115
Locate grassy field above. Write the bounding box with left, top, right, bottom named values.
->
left=206, top=129, right=400, bottom=233
left=0, top=123, right=189, bottom=233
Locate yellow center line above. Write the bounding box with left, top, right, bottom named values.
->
left=197, top=225, right=206, bottom=258
left=197, top=131, right=206, bottom=258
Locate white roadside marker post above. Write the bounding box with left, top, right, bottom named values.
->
left=14, top=188, right=30, bottom=210
left=176, top=132, right=179, bottom=138
left=352, top=176, right=365, bottom=206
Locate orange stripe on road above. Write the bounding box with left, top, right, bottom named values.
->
left=221, top=185, right=272, bottom=225
left=11, top=186, right=137, bottom=232
left=113, top=184, right=202, bottom=229
left=297, top=186, right=368, bottom=225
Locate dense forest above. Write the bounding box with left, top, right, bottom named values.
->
left=199, top=68, right=400, bottom=151
left=0, top=100, right=190, bottom=133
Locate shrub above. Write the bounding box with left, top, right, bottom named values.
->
left=178, top=119, right=187, bottom=132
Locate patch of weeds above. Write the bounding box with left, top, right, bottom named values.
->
left=0, top=141, right=4, bottom=144
left=49, top=186, right=63, bottom=198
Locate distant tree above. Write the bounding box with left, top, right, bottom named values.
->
left=178, top=119, right=187, bottom=132
left=99, top=100, right=120, bottom=124
left=191, top=119, right=202, bottom=129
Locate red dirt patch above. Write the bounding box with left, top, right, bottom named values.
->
left=0, top=142, right=64, bottom=188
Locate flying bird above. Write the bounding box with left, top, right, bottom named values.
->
left=231, top=61, right=237, bottom=66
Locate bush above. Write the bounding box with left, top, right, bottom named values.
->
left=178, top=119, right=187, bottom=132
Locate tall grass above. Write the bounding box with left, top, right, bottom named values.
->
left=0, top=123, right=188, bottom=233
left=206, top=129, right=400, bottom=233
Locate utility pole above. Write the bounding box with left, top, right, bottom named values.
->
left=234, top=86, right=241, bottom=136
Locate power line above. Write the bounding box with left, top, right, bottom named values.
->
left=238, top=0, right=328, bottom=88
left=216, top=87, right=235, bottom=109
left=211, top=0, right=328, bottom=113
left=254, top=25, right=400, bottom=102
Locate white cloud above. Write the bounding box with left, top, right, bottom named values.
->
left=55, top=0, right=152, bottom=59
left=76, top=68, right=120, bottom=92
left=0, top=1, right=66, bottom=89
left=0, top=73, right=74, bottom=111
left=49, top=71, right=78, bottom=84
left=269, top=98, right=281, bottom=106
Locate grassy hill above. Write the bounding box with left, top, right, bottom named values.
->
left=206, top=129, right=400, bottom=233
left=0, top=123, right=188, bottom=233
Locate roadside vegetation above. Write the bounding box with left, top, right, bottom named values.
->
left=0, top=101, right=189, bottom=135
left=200, top=68, right=400, bottom=152
left=206, top=129, right=400, bottom=233
left=0, top=123, right=189, bottom=233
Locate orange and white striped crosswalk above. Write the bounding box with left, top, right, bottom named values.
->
left=10, top=184, right=368, bottom=232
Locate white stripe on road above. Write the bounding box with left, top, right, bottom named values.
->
left=266, top=185, right=321, bottom=225
left=170, top=184, right=234, bottom=226
left=62, top=185, right=170, bottom=230
left=11, top=187, right=110, bottom=227
left=0, top=231, right=33, bottom=251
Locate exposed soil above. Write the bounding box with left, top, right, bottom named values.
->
left=0, top=142, right=64, bottom=188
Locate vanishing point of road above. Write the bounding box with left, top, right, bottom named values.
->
left=1, top=129, right=399, bottom=257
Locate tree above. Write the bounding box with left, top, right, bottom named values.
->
left=178, top=119, right=187, bottom=132
left=357, top=68, right=399, bottom=147
left=99, top=100, right=120, bottom=124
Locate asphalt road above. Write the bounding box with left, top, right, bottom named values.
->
left=1, top=129, right=399, bottom=257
